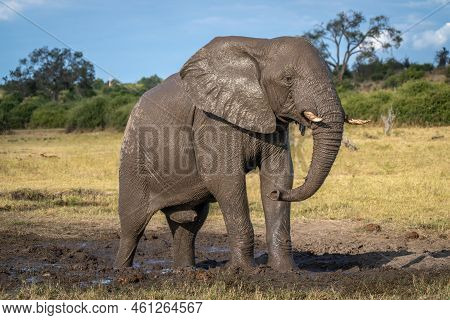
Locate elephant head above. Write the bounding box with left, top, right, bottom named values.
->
left=180, top=36, right=367, bottom=202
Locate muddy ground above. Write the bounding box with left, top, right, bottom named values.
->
left=0, top=216, right=448, bottom=298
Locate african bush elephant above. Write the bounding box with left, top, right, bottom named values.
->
left=115, top=36, right=367, bottom=272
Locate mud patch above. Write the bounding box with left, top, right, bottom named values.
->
left=0, top=220, right=448, bottom=298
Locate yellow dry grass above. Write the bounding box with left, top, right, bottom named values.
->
left=0, top=126, right=449, bottom=231
left=0, top=127, right=449, bottom=300
left=2, top=275, right=448, bottom=300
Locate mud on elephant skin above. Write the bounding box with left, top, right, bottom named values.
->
left=115, top=36, right=369, bottom=272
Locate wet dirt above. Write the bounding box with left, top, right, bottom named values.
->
left=0, top=219, right=448, bottom=296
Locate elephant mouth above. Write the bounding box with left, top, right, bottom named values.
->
left=276, top=114, right=311, bottom=136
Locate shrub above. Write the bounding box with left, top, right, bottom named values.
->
left=66, top=96, right=108, bottom=132
left=58, top=89, right=78, bottom=103
left=409, top=63, right=434, bottom=72
left=335, top=79, right=355, bottom=92
left=0, top=109, right=10, bottom=133
left=108, top=102, right=134, bottom=130
left=0, top=94, right=22, bottom=131
left=138, top=75, right=162, bottom=91
left=8, top=96, right=49, bottom=128
left=340, top=80, right=449, bottom=125
left=109, top=94, right=137, bottom=108
left=29, top=102, right=67, bottom=128
left=392, top=80, right=450, bottom=125
left=340, top=90, right=393, bottom=121
left=370, top=72, right=385, bottom=81
left=0, top=93, right=22, bottom=114
left=383, top=68, right=425, bottom=88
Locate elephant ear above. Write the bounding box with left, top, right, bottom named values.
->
left=180, top=37, right=276, bottom=134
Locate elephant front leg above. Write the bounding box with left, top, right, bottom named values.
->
left=206, top=176, right=255, bottom=270
left=259, top=153, right=297, bottom=272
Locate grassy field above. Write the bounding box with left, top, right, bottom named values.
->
left=0, top=126, right=449, bottom=299
left=7, top=274, right=449, bottom=299
left=1, top=126, right=448, bottom=231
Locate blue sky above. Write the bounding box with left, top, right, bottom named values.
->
left=1, top=0, right=449, bottom=82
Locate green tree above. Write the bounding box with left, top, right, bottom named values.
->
left=353, top=57, right=404, bottom=82
left=3, top=47, right=95, bottom=100
left=435, top=47, right=449, bottom=68
left=303, top=11, right=402, bottom=81
left=138, top=74, right=162, bottom=91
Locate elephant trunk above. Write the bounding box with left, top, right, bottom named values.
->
left=269, top=109, right=344, bottom=203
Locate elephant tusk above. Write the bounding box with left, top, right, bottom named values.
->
left=345, top=118, right=371, bottom=125
left=303, top=111, right=323, bottom=122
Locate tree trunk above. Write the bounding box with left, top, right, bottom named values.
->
left=337, top=62, right=347, bottom=82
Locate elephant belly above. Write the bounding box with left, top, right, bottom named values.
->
left=120, top=73, right=213, bottom=211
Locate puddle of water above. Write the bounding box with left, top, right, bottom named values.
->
left=134, top=259, right=172, bottom=274
left=92, top=278, right=112, bottom=285
left=20, top=263, right=62, bottom=273
left=144, top=258, right=171, bottom=266
left=26, top=276, right=40, bottom=284
left=21, top=266, right=36, bottom=272
left=202, top=246, right=230, bottom=253
left=161, top=268, right=173, bottom=274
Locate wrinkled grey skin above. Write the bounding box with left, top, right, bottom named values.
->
left=115, top=36, right=345, bottom=272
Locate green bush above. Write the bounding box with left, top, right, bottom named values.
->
left=0, top=109, right=10, bottom=133
left=109, top=94, right=137, bottom=108
left=383, top=68, right=425, bottom=88
left=63, top=92, right=137, bottom=131
left=409, top=63, right=434, bottom=72
left=0, top=93, right=22, bottom=114
left=29, top=102, right=67, bottom=128
left=0, top=94, right=22, bottom=132
left=340, top=90, right=393, bottom=121
left=335, top=79, right=355, bottom=92
left=138, top=74, right=163, bottom=92
left=108, top=102, right=134, bottom=130
left=393, top=80, right=450, bottom=125
left=66, top=96, right=108, bottom=132
left=8, top=96, right=49, bottom=128
left=0, top=74, right=160, bottom=131
left=340, top=80, right=449, bottom=125
left=370, top=72, right=385, bottom=81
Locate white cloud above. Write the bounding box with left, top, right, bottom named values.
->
left=0, top=0, right=49, bottom=21
left=412, top=22, right=450, bottom=49
left=361, top=31, right=392, bottom=51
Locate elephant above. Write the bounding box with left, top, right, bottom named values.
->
left=115, top=36, right=368, bottom=272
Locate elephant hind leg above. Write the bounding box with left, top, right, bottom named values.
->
left=114, top=180, right=160, bottom=269
left=115, top=207, right=156, bottom=269
left=163, top=202, right=209, bottom=268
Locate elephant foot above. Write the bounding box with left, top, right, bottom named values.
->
left=226, top=257, right=257, bottom=272
left=173, top=257, right=195, bottom=269
left=268, top=257, right=298, bottom=273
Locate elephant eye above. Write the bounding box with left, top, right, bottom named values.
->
left=283, top=75, right=293, bottom=85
